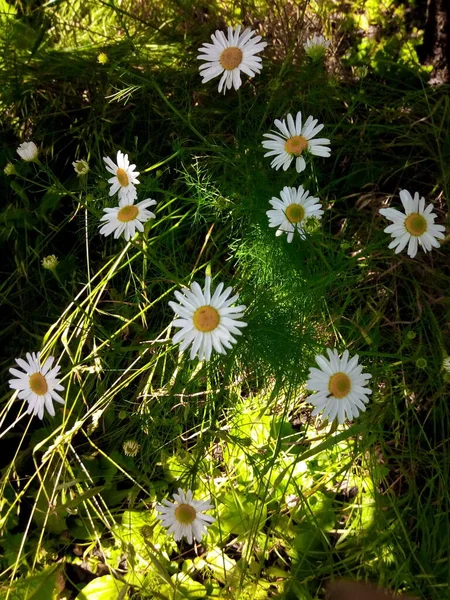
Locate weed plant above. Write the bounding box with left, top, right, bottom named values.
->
left=0, top=0, right=449, bottom=599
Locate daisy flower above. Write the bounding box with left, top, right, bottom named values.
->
left=156, top=488, right=215, bottom=545
left=303, top=34, right=330, bottom=60
left=16, top=141, right=39, bottom=162
left=306, top=349, right=372, bottom=425
left=197, top=25, right=267, bottom=94
left=267, top=185, right=324, bottom=242
left=103, top=150, right=140, bottom=204
left=8, top=352, right=65, bottom=419
left=169, top=275, right=247, bottom=361
left=99, top=197, right=157, bottom=242
left=379, top=189, right=445, bottom=259
left=262, top=111, right=331, bottom=173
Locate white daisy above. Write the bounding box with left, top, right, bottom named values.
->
left=16, top=141, right=39, bottom=162
left=262, top=111, right=331, bottom=173
left=99, top=197, right=157, bottom=242
left=379, top=189, right=445, bottom=259
left=306, top=349, right=372, bottom=425
left=103, top=150, right=140, bottom=204
left=197, top=25, right=267, bottom=94
left=169, top=275, right=247, bottom=361
left=303, top=34, right=330, bottom=60
left=8, top=352, right=65, bottom=419
left=156, top=488, right=215, bottom=545
left=267, top=185, right=324, bottom=242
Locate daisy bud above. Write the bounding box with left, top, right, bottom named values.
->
left=16, top=141, right=39, bottom=162
left=4, top=162, right=16, bottom=176
left=123, top=440, right=140, bottom=457
left=72, top=159, right=89, bottom=176
left=42, top=255, right=59, bottom=270
left=303, top=34, right=330, bottom=60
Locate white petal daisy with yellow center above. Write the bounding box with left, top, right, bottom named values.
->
left=9, top=351, right=65, bottom=419
left=169, top=275, right=247, bottom=361
left=197, top=25, right=267, bottom=94
left=103, top=150, right=140, bottom=204
left=267, top=185, right=324, bottom=242
left=156, top=488, right=215, bottom=545
left=306, top=349, right=372, bottom=425
left=379, top=189, right=445, bottom=259
left=262, top=111, right=331, bottom=173
left=99, top=197, right=157, bottom=242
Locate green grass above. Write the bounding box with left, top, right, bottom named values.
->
left=0, top=0, right=450, bottom=598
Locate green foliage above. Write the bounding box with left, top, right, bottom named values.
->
left=75, top=575, right=127, bottom=600
left=0, top=566, right=62, bottom=600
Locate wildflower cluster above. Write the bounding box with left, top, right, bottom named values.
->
left=99, top=150, right=157, bottom=241
left=9, top=24, right=444, bottom=427
left=5, top=23, right=448, bottom=554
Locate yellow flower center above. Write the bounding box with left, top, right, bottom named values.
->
left=117, top=205, right=139, bottom=222
left=29, top=373, right=48, bottom=396
left=175, top=503, right=196, bottom=525
left=193, top=306, right=220, bottom=332
left=328, top=372, right=351, bottom=399
left=284, top=135, right=308, bottom=156
left=116, top=167, right=129, bottom=187
left=404, top=212, right=427, bottom=237
left=285, top=203, right=305, bottom=224
left=219, top=47, right=243, bottom=70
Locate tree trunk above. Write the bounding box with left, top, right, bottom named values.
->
left=417, top=0, right=450, bottom=84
